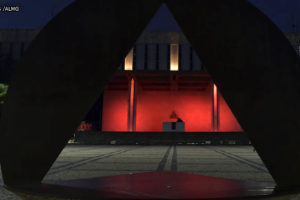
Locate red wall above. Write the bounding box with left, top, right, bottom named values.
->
left=135, top=88, right=212, bottom=132
left=102, top=83, right=243, bottom=132
left=102, top=90, right=128, bottom=132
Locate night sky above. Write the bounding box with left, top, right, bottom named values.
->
left=0, top=0, right=299, bottom=33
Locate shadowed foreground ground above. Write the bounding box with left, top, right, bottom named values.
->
left=1, top=145, right=299, bottom=199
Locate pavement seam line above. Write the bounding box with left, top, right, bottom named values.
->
left=214, top=149, right=268, bottom=173
left=227, top=153, right=265, bottom=167
left=156, top=145, right=172, bottom=171
left=216, top=149, right=266, bottom=168
left=48, top=147, right=141, bottom=175
left=171, top=145, right=177, bottom=171
left=51, top=149, right=127, bottom=170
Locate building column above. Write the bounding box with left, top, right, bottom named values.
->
left=128, top=77, right=137, bottom=132
left=211, top=82, right=219, bottom=131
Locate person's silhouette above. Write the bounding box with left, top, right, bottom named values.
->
left=177, top=117, right=183, bottom=122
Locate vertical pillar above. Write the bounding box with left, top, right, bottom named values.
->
left=132, top=79, right=137, bottom=131
left=211, top=82, right=219, bottom=131
left=128, top=77, right=136, bottom=132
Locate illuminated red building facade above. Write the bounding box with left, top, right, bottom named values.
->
left=101, top=31, right=243, bottom=133
left=0, top=29, right=299, bottom=133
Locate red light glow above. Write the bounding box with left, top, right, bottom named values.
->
left=102, top=79, right=243, bottom=132
left=135, top=89, right=212, bottom=132
left=128, top=78, right=135, bottom=131
left=77, top=121, right=92, bottom=131
left=102, top=90, right=128, bottom=132
left=213, top=83, right=219, bottom=131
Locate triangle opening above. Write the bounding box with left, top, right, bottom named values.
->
left=80, top=4, right=244, bottom=133
left=43, top=2, right=275, bottom=195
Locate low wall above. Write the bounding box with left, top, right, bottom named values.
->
left=71, top=131, right=250, bottom=145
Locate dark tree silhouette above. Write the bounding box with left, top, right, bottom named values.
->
left=0, top=83, right=8, bottom=119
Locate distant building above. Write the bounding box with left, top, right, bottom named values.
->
left=0, top=29, right=40, bottom=60
left=286, top=32, right=300, bottom=56
left=0, top=29, right=40, bottom=83
left=0, top=29, right=299, bottom=132
left=1, top=29, right=299, bottom=62
left=102, top=31, right=242, bottom=132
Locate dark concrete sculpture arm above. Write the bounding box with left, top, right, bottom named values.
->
left=1, top=0, right=300, bottom=192
left=0, top=0, right=162, bottom=186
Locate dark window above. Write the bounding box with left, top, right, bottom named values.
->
left=167, top=44, right=170, bottom=70
left=179, top=44, right=182, bottom=71
left=156, top=44, right=159, bottom=70
left=172, top=122, right=176, bottom=130
left=133, top=46, right=136, bottom=70
left=144, top=44, right=148, bottom=70
left=190, top=46, right=193, bottom=70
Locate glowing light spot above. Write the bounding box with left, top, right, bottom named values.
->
left=124, top=48, right=133, bottom=71
left=170, top=43, right=179, bottom=71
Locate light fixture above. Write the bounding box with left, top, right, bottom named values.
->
left=170, top=43, right=179, bottom=71
left=124, top=48, right=133, bottom=71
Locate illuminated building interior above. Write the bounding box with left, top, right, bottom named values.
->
left=100, top=31, right=243, bottom=133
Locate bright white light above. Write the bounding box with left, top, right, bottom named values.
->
left=170, top=43, right=179, bottom=71
left=124, top=48, right=133, bottom=71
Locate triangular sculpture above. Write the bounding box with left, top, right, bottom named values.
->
left=1, top=0, right=300, bottom=192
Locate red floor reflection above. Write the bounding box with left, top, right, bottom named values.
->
left=51, top=171, right=274, bottom=199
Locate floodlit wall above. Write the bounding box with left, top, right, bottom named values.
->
left=135, top=89, right=212, bottom=132
left=102, top=90, right=128, bottom=132
left=102, top=84, right=243, bottom=132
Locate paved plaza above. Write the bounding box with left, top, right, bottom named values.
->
left=1, top=145, right=300, bottom=199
